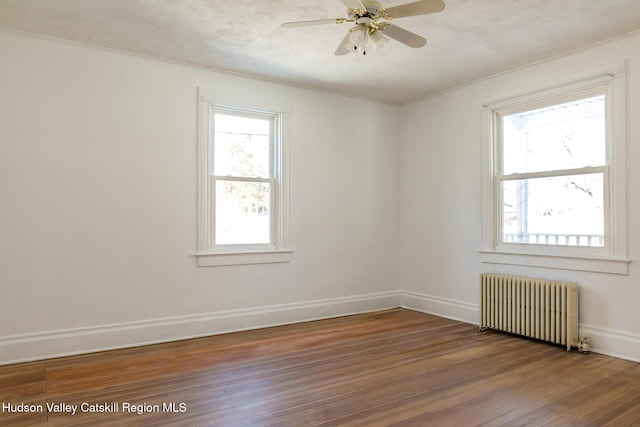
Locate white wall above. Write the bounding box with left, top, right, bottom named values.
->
left=400, top=32, right=640, bottom=361
left=0, top=30, right=401, bottom=364
left=3, top=27, right=640, bottom=365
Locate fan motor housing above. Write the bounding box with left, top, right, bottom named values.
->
left=349, top=1, right=382, bottom=19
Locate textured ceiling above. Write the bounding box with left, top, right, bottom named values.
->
left=1, top=0, right=640, bottom=104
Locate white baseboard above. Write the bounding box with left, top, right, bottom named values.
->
left=400, top=291, right=479, bottom=325
left=4, top=289, right=640, bottom=365
left=0, top=291, right=401, bottom=366
left=579, top=324, right=640, bottom=363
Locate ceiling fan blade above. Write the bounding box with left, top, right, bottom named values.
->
left=340, top=0, right=366, bottom=11
left=282, top=18, right=343, bottom=28
left=335, top=34, right=354, bottom=55
left=381, top=24, right=427, bottom=48
left=384, top=0, right=445, bottom=19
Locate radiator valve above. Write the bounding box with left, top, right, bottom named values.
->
left=577, top=336, right=590, bottom=354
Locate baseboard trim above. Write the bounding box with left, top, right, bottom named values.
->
left=0, top=291, right=401, bottom=366
left=5, top=290, right=640, bottom=365
left=579, top=324, right=640, bottom=363
left=400, top=291, right=479, bottom=325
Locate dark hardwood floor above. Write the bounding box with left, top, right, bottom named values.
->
left=1, top=308, right=640, bottom=426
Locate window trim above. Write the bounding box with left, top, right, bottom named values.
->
left=479, top=65, right=629, bottom=274
left=196, top=88, right=291, bottom=267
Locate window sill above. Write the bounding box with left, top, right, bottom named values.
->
left=479, top=250, right=630, bottom=275
left=196, top=250, right=293, bottom=267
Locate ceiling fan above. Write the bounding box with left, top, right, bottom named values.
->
left=281, top=0, right=445, bottom=55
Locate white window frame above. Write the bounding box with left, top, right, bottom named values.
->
left=196, top=88, right=291, bottom=267
left=479, top=64, right=629, bottom=274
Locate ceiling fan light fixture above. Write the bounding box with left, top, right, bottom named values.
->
left=348, top=24, right=369, bottom=47
left=369, top=29, right=389, bottom=51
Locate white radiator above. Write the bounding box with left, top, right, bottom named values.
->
left=480, top=273, right=579, bottom=351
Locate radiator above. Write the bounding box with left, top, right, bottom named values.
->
left=479, top=273, right=579, bottom=351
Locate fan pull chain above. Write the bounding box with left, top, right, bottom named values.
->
left=354, top=45, right=367, bottom=55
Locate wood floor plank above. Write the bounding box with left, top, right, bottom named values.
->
left=0, top=362, right=47, bottom=426
left=2, top=308, right=640, bottom=426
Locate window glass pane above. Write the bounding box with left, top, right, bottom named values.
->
left=501, top=173, right=604, bottom=247
left=502, top=95, right=605, bottom=175
left=214, top=113, right=271, bottom=178
left=215, top=180, right=271, bottom=245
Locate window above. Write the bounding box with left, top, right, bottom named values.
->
left=480, top=68, right=628, bottom=274
left=212, top=109, right=275, bottom=246
left=197, top=89, right=291, bottom=267
left=498, top=91, right=606, bottom=248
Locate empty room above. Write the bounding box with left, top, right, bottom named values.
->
left=1, top=0, right=640, bottom=425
